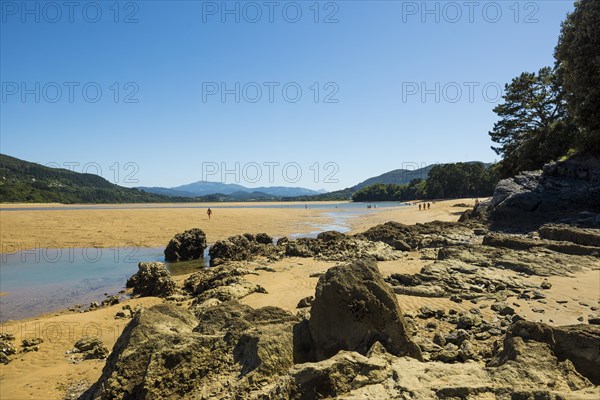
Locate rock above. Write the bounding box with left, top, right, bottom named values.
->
left=85, top=301, right=298, bottom=399
left=101, top=295, right=119, bottom=307
left=488, top=157, right=600, bottom=229
left=184, top=264, right=266, bottom=307
left=73, top=336, right=109, bottom=360
left=164, top=228, right=207, bottom=262
left=483, top=232, right=600, bottom=256
left=491, top=301, right=515, bottom=316
left=417, top=306, right=436, bottom=319
left=539, top=224, right=600, bottom=247
left=457, top=313, right=481, bottom=330
left=296, top=296, right=314, bottom=309
left=446, top=329, right=471, bottom=346
left=22, top=337, right=43, bottom=347
left=458, top=340, right=476, bottom=361
left=541, top=280, right=552, bottom=289
left=589, top=317, right=600, bottom=325
left=126, top=262, right=176, bottom=298
left=0, top=339, right=16, bottom=355
left=509, top=320, right=600, bottom=385
left=210, top=234, right=281, bottom=266
left=0, top=351, right=10, bottom=364
left=303, top=259, right=422, bottom=362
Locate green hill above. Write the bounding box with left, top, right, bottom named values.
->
left=0, top=154, right=189, bottom=204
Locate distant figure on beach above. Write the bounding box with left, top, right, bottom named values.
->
left=427, top=203, right=431, bottom=210
left=418, top=204, right=421, bottom=211
left=207, top=208, right=212, bottom=219
left=305, top=204, right=308, bottom=209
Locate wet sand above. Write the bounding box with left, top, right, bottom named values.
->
left=0, top=199, right=477, bottom=253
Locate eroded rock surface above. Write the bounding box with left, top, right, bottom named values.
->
left=126, top=262, right=177, bottom=298
left=164, top=228, right=207, bottom=262
left=301, top=259, right=422, bottom=362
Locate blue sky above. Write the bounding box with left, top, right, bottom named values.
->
left=1, top=0, right=575, bottom=191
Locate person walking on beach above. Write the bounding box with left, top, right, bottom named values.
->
left=207, top=208, right=212, bottom=219
left=418, top=204, right=421, bottom=211
left=427, top=203, right=431, bottom=210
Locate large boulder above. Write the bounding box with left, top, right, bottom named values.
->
left=488, top=157, right=600, bottom=230
left=303, top=259, right=422, bottom=362
left=509, top=320, right=600, bottom=385
left=209, top=233, right=280, bottom=266
left=126, top=262, right=177, bottom=298
left=164, top=228, right=207, bottom=262
left=85, top=302, right=298, bottom=400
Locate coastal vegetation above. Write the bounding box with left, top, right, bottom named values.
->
left=491, top=0, right=599, bottom=177
left=352, top=162, right=498, bottom=202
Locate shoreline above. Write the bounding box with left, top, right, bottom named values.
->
left=0, top=199, right=478, bottom=253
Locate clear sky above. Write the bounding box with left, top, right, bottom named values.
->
left=0, top=0, right=575, bottom=191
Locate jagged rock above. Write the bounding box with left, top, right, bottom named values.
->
left=488, top=336, right=593, bottom=393
left=0, top=340, right=16, bottom=356
left=285, top=231, right=402, bottom=262
left=73, top=336, right=109, bottom=360
left=438, top=243, right=599, bottom=276
left=184, top=263, right=266, bottom=308
left=509, top=320, right=600, bottom=385
left=301, top=259, right=422, bottom=362
left=22, top=337, right=43, bottom=347
left=356, top=221, right=475, bottom=251
left=483, top=233, right=600, bottom=256
left=164, top=228, right=207, bottom=262
left=539, top=224, right=600, bottom=247
left=296, top=296, right=314, bottom=309
left=491, top=301, right=515, bottom=316
left=488, top=157, right=600, bottom=230
left=446, top=329, right=471, bottom=346
left=0, top=352, right=10, bottom=364
left=209, top=234, right=281, bottom=266
left=126, top=262, right=176, bottom=298
left=84, top=302, right=298, bottom=399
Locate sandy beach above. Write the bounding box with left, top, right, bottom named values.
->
left=0, top=200, right=475, bottom=253
left=1, top=198, right=598, bottom=399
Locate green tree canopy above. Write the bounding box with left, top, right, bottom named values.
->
left=555, top=0, right=600, bottom=154
left=489, top=67, right=574, bottom=176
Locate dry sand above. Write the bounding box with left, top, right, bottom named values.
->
left=2, top=198, right=597, bottom=399
left=0, top=199, right=476, bottom=253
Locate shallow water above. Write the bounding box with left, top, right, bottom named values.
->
left=0, top=247, right=163, bottom=322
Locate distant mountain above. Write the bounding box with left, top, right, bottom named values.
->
left=283, top=165, right=437, bottom=201
left=0, top=154, right=191, bottom=204
left=138, top=181, right=325, bottom=198
left=352, top=165, right=434, bottom=190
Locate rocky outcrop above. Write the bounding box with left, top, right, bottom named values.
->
left=126, top=262, right=177, bottom=298
left=183, top=263, right=266, bottom=308
left=269, top=340, right=599, bottom=399
left=483, top=232, right=600, bottom=256
left=164, top=228, right=207, bottom=262
left=282, top=231, right=401, bottom=262
left=209, top=233, right=280, bottom=266
left=437, top=243, right=599, bottom=276
left=299, top=259, right=422, bottom=362
left=356, top=221, right=476, bottom=250
left=488, top=157, right=600, bottom=230
left=508, top=321, right=600, bottom=385
left=539, top=224, right=600, bottom=247
left=84, top=301, right=298, bottom=400
left=71, top=336, right=109, bottom=360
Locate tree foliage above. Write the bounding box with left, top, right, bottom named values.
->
left=555, top=0, right=600, bottom=154
left=490, top=0, right=600, bottom=177
left=352, top=163, right=497, bottom=202
left=489, top=67, right=575, bottom=176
